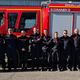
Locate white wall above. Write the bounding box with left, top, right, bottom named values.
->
left=0, top=0, right=47, bottom=6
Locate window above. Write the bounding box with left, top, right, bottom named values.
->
left=19, top=12, right=36, bottom=29
left=0, top=13, right=4, bottom=26
left=8, top=13, right=18, bottom=28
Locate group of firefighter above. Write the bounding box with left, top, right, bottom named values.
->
left=0, top=27, right=80, bottom=71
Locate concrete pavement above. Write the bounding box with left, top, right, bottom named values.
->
left=0, top=71, right=80, bottom=80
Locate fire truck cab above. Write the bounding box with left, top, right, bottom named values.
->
left=0, top=6, right=41, bottom=36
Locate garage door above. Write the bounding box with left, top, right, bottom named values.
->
left=75, top=13, right=80, bottom=30
left=49, top=12, right=73, bottom=38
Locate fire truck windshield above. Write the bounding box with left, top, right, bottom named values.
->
left=19, top=12, right=36, bottom=30
left=0, top=13, right=4, bottom=26
left=8, top=13, right=18, bottom=28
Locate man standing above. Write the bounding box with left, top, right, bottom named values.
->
left=18, top=30, right=29, bottom=70
left=0, top=34, right=5, bottom=71
left=30, top=27, right=41, bottom=70
left=5, top=28, right=18, bottom=71
left=41, top=30, right=51, bottom=71
left=60, top=30, right=72, bottom=71
left=71, top=28, right=80, bottom=71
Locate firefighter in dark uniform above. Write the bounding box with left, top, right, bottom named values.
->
left=30, top=27, right=41, bottom=70
left=41, top=30, right=51, bottom=71
left=50, top=32, right=61, bottom=71
left=60, top=30, right=72, bottom=71
left=18, top=30, right=29, bottom=70
left=5, top=28, right=18, bottom=71
left=71, top=28, right=80, bottom=71
left=0, top=34, right=5, bottom=70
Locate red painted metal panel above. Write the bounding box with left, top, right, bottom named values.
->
left=72, top=14, right=74, bottom=34
left=0, top=6, right=41, bottom=10
left=15, top=11, right=21, bottom=29
left=48, top=3, right=65, bottom=6
left=42, top=8, right=49, bottom=35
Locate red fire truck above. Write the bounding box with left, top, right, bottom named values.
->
left=42, top=2, right=80, bottom=37
left=0, top=2, right=80, bottom=37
